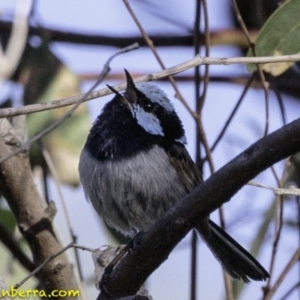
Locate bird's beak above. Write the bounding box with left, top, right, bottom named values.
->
left=106, top=84, right=125, bottom=102
left=106, top=70, right=137, bottom=115
left=124, top=69, right=137, bottom=105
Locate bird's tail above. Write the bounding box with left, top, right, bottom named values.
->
left=196, top=220, right=269, bottom=283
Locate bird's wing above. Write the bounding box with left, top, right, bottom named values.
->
left=165, top=143, right=202, bottom=193
left=165, top=143, right=211, bottom=237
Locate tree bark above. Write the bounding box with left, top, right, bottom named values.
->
left=0, top=118, right=79, bottom=300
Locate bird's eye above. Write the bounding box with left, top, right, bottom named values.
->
left=143, top=102, right=154, bottom=112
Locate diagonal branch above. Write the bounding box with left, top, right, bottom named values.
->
left=0, top=53, right=300, bottom=118
left=0, top=118, right=79, bottom=297
left=98, top=117, right=300, bottom=299
left=0, top=21, right=256, bottom=48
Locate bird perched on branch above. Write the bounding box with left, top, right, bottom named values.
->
left=79, top=70, right=269, bottom=282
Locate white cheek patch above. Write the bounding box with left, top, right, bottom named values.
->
left=176, top=135, right=187, bottom=145
left=134, top=106, right=164, bottom=136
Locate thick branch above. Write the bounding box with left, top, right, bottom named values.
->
left=0, top=119, right=78, bottom=298
left=99, top=118, right=300, bottom=299
left=0, top=21, right=255, bottom=48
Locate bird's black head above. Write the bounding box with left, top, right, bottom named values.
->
left=85, top=70, right=186, bottom=160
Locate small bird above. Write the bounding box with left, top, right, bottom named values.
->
left=79, top=70, right=269, bottom=282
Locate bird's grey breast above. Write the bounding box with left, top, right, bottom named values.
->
left=79, top=145, right=186, bottom=235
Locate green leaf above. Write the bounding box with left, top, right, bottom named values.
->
left=26, top=59, right=90, bottom=187
left=247, top=0, right=300, bottom=75
left=0, top=208, right=16, bottom=234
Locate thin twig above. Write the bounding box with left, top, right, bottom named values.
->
left=42, top=149, right=85, bottom=283
left=191, top=1, right=201, bottom=298
left=265, top=167, right=284, bottom=289
left=261, top=71, right=270, bottom=136
left=264, top=248, right=300, bottom=300
left=248, top=180, right=300, bottom=196
left=0, top=43, right=139, bottom=164
left=270, top=79, right=287, bottom=125
left=43, top=147, right=89, bottom=300
left=230, top=0, right=270, bottom=136
left=198, top=0, right=210, bottom=113
left=210, top=73, right=256, bottom=153
left=230, top=3, right=272, bottom=296
left=122, top=0, right=195, bottom=120
left=194, top=0, right=215, bottom=175
left=277, top=280, right=300, bottom=300
left=198, top=6, right=231, bottom=296
left=0, top=53, right=299, bottom=118
left=14, top=243, right=96, bottom=289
